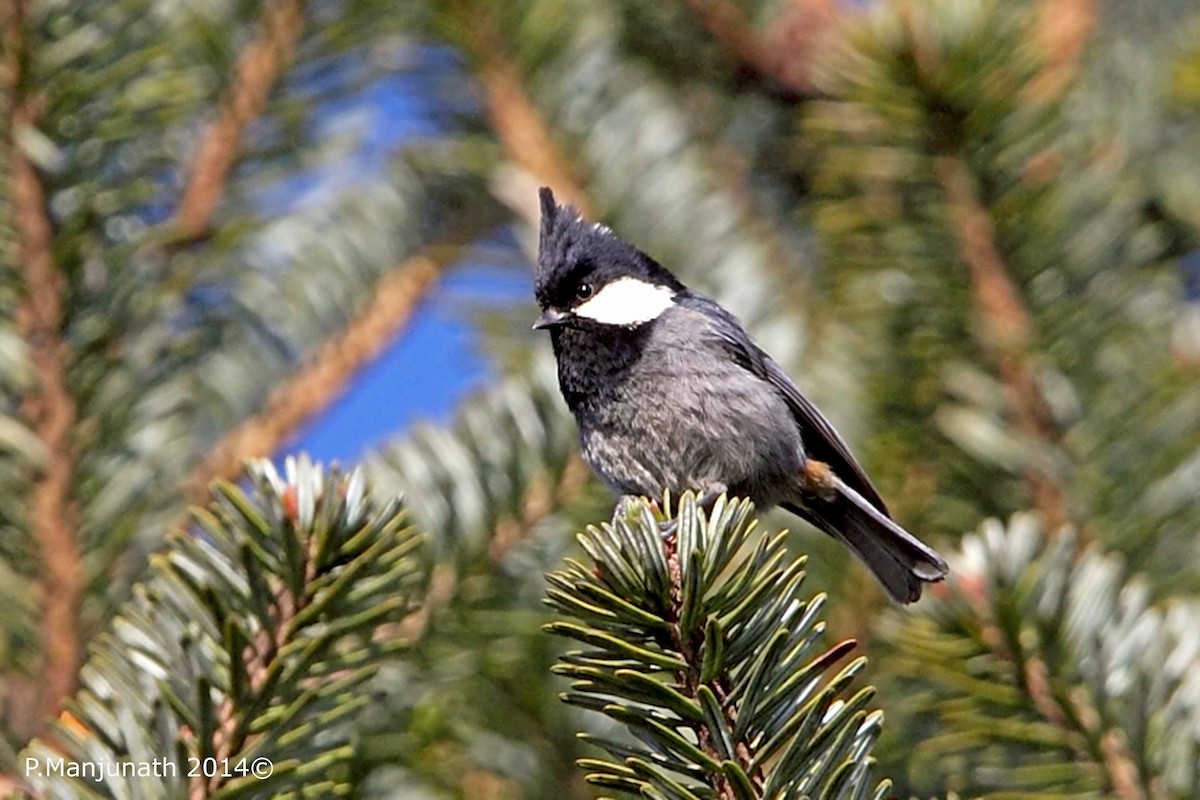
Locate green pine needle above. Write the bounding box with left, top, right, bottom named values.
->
left=20, top=456, right=426, bottom=799
left=878, top=514, right=1200, bottom=798
left=544, top=492, right=891, bottom=799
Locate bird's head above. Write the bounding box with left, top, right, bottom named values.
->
left=533, top=187, right=685, bottom=331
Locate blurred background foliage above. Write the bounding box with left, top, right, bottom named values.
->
left=2, top=0, right=1200, bottom=796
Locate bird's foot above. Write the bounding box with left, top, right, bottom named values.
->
left=613, top=488, right=726, bottom=540
left=659, top=486, right=727, bottom=540
left=658, top=517, right=678, bottom=540
left=693, top=486, right=726, bottom=513
left=611, top=495, right=677, bottom=539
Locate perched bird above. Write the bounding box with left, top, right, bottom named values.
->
left=532, top=187, right=948, bottom=603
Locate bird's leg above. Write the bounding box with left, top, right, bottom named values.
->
left=659, top=483, right=727, bottom=539
left=611, top=494, right=679, bottom=540
left=659, top=518, right=678, bottom=539
left=694, top=485, right=727, bottom=513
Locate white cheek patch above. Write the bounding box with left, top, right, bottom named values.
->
left=574, top=277, right=676, bottom=326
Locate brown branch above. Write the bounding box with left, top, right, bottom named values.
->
left=182, top=256, right=442, bottom=504
left=995, top=596, right=1146, bottom=800
left=171, top=0, right=305, bottom=241
left=1003, top=591, right=1148, bottom=800
left=665, top=536, right=737, bottom=799
left=1098, top=729, right=1147, bottom=800
left=680, top=0, right=839, bottom=98
left=3, top=0, right=84, bottom=735
left=456, top=10, right=592, bottom=216
left=1016, top=0, right=1097, bottom=188
left=1026, top=0, right=1098, bottom=102
left=935, top=155, right=1069, bottom=530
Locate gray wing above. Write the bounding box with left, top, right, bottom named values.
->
left=678, top=292, right=890, bottom=515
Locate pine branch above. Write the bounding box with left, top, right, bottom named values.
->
left=878, top=514, right=1200, bottom=799
left=2, top=0, right=84, bottom=735
left=802, top=0, right=1093, bottom=539
left=1028, top=0, right=1098, bottom=101
left=171, top=0, right=306, bottom=242
left=801, top=0, right=1199, bottom=577
left=933, top=154, right=1069, bottom=530
left=678, top=0, right=837, bottom=99
left=18, top=457, right=425, bottom=798
left=453, top=6, right=593, bottom=216
left=546, top=493, right=890, bottom=799
left=887, top=2, right=1070, bottom=533
left=181, top=254, right=444, bottom=505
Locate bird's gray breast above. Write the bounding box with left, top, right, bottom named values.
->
left=570, top=306, right=804, bottom=505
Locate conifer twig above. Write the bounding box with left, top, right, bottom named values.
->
left=680, top=0, right=838, bottom=98
left=935, top=155, right=1070, bottom=531
left=455, top=7, right=592, bottom=215
left=23, top=459, right=423, bottom=799
left=1027, top=0, right=1097, bottom=101
left=546, top=495, right=886, bottom=798
left=182, top=255, right=442, bottom=504
left=882, top=517, right=1194, bottom=799
left=662, top=531, right=757, bottom=798
left=171, top=0, right=305, bottom=242
left=3, top=0, right=84, bottom=734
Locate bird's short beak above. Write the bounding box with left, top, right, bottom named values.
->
left=532, top=308, right=571, bottom=330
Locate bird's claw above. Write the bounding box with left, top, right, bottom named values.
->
left=658, top=518, right=678, bottom=540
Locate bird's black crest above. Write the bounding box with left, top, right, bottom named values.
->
left=538, top=186, right=558, bottom=230
left=536, top=186, right=598, bottom=306
left=534, top=186, right=684, bottom=309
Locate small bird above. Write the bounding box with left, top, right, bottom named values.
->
left=532, top=187, right=948, bottom=603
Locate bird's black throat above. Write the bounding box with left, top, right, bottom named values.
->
left=550, top=319, right=651, bottom=413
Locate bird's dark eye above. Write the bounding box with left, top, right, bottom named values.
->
left=575, top=283, right=594, bottom=301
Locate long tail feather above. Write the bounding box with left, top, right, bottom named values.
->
left=784, top=477, right=948, bottom=604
